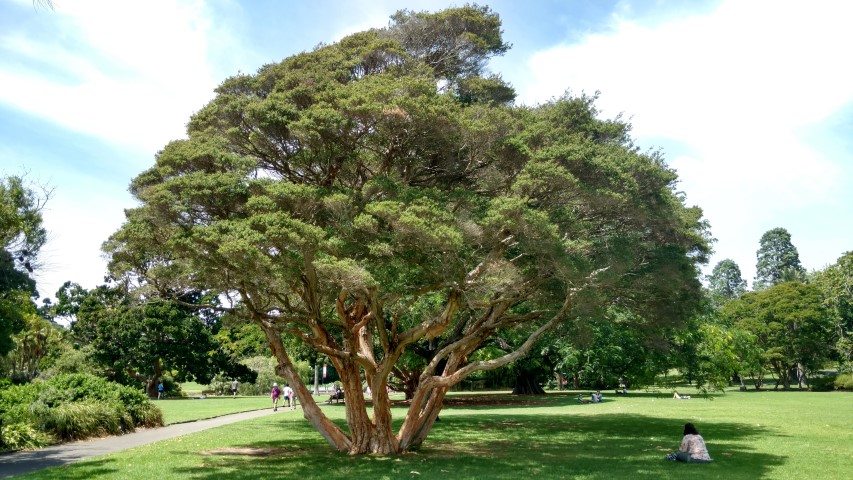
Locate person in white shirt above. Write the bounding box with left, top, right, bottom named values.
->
left=284, top=384, right=295, bottom=409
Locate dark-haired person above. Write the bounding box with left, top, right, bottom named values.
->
left=666, top=423, right=712, bottom=463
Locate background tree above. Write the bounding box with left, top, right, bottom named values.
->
left=754, top=227, right=805, bottom=291
left=1, top=175, right=48, bottom=358
left=707, top=258, right=747, bottom=307
left=56, top=282, right=255, bottom=397
left=812, top=252, right=853, bottom=369
left=104, top=6, right=710, bottom=454
left=723, top=282, right=832, bottom=389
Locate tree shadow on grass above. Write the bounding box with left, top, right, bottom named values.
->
left=19, top=395, right=784, bottom=480
left=156, top=411, right=783, bottom=480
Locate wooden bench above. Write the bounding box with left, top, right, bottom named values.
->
left=327, top=391, right=345, bottom=404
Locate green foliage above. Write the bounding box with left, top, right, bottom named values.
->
left=0, top=175, right=48, bottom=358
left=16, top=391, right=853, bottom=480
left=0, top=373, right=162, bottom=450
left=0, top=421, right=53, bottom=450
left=723, top=282, right=833, bottom=389
left=37, top=400, right=127, bottom=440
left=812, top=251, right=853, bottom=368
left=41, top=344, right=105, bottom=377
left=754, top=228, right=805, bottom=291
left=228, top=355, right=311, bottom=396
left=707, top=259, right=747, bottom=306
left=1, top=304, right=65, bottom=382
left=808, top=374, right=836, bottom=391
left=835, top=373, right=853, bottom=390
left=57, top=283, right=255, bottom=394
left=102, top=5, right=711, bottom=453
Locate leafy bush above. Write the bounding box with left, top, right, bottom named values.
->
left=39, top=401, right=125, bottom=440
left=834, top=373, right=853, bottom=390
left=0, top=373, right=162, bottom=450
left=159, top=375, right=182, bottom=398
left=809, top=374, right=836, bottom=391
left=0, top=421, right=53, bottom=450
left=41, top=345, right=104, bottom=377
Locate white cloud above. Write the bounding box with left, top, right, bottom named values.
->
left=0, top=0, right=225, bottom=155
left=0, top=0, right=236, bottom=300
left=517, top=0, right=853, bottom=284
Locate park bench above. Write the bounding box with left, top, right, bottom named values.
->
left=327, top=390, right=345, bottom=404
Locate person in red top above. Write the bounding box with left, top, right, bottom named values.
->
left=270, top=383, right=282, bottom=412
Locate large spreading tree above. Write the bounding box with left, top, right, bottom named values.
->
left=104, top=6, right=710, bottom=454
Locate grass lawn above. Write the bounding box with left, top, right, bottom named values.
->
left=157, top=393, right=337, bottom=424
left=16, top=388, right=853, bottom=480
left=155, top=396, right=275, bottom=425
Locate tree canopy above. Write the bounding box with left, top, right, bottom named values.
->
left=1, top=175, right=48, bottom=356
left=104, top=5, right=710, bottom=454
left=56, top=282, right=255, bottom=397
left=707, top=258, right=747, bottom=307
left=754, top=227, right=804, bottom=291
left=723, top=281, right=832, bottom=389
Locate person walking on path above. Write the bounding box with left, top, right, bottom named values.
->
left=231, top=379, right=239, bottom=397
left=285, top=384, right=297, bottom=410
left=157, top=381, right=165, bottom=400
left=270, top=382, right=282, bottom=411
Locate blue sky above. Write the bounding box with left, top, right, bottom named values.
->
left=1, top=0, right=851, bottom=302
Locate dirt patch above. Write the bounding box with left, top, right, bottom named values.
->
left=199, top=447, right=288, bottom=457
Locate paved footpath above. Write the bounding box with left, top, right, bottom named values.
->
left=0, top=407, right=284, bottom=478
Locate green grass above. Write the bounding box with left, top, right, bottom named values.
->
left=178, top=382, right=209, bottom=396
left=155, top=397, right=274, bottom=425
left=157, top=393, right=334, bottom=424
left=16, top=388, right=853, bottom=480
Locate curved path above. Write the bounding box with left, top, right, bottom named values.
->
left=0, top=407, right=285, bottom=478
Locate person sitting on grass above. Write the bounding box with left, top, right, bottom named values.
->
left=591, top=390, right=603, bottom=403
left=578, top=393, right=589, bottom=404
left=665, top=422, right=712, bottom=463
left=673, top=391, right=691, bottom=400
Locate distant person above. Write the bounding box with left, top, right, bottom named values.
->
left=271, top=382, right=282, bottom=411
left=231, top=379, right=239, bottom=398
left=591, top=390, right=603, bottom=403
left=666, top=422, right=712, bottom=463
left=673, top=391, right=691, bottom=400
left=157, top=381, right=165, bottom=400
left=283, top=384, right=294, bottom=408
left=288, top=385, right=298, bottom=410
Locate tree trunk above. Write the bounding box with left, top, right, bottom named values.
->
left=555, top=372, right=567, bottom=391
left=313, top=363, right=320, bottom=395
left=261, top=325, right=352, bottom=452
left=144, top=359, right=162, bottom=399
left=512, top=371, right=545, bottom=395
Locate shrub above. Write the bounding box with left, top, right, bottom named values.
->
left=41, top=345, right=104, bottom=377
left=0, top=374, right=163, bottom=450
left=0, top=421, right=53, bottom=450
left=40, top=401, right=125, bottom=440
left=0, top=381, right=43, bottom=425
left=809, top=375, right=836, bottom=392
left=835, top=373, right=853, bottom=390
